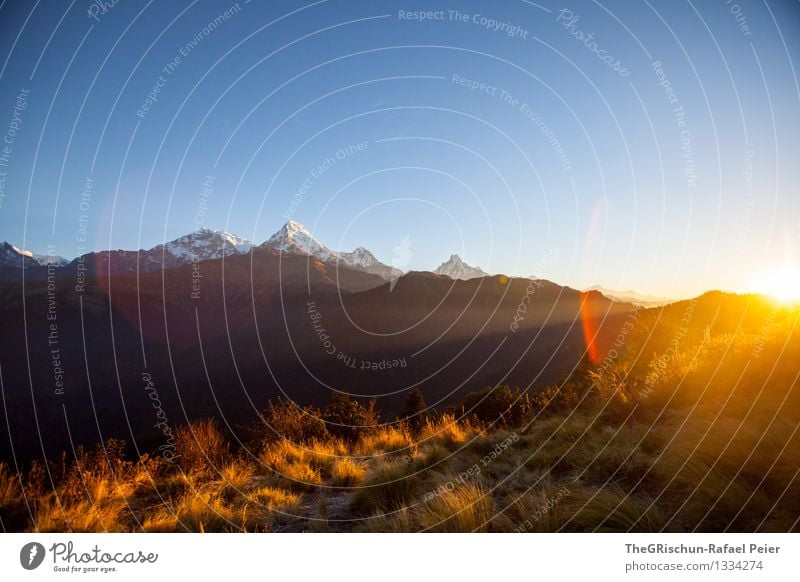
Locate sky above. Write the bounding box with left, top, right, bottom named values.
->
left=0, top=0, right=798, bottom=299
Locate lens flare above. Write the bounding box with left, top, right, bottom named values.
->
left=580, top=291, right=603, bottom=365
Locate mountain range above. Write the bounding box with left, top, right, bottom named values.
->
left=1, top=217, right=759, bottom=467
left=0, top=221, right=482, bottom=283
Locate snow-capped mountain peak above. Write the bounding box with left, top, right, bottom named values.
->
left=338, top=246, right=403, bottom=279
left=262, top=222, right=404, bottom=280
left=1, top=222, right=494, bottom=285
left=339, top=246, right=378, bottom=267
left=434, top=254, right=489, bottom=280
left=152, top=229, right=253, bottom=264
left=262, top=220, right=335, bottom=261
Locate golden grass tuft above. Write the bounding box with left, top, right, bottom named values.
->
left=274, top=461, right=322, bottom=492
left=491, top=485, right=571, bottom=532
left=354, top=426, right=414, bottom=457
left=330, top=457, right=366, bottom=487
left=248, top=486, right=302, bottom=511
left=33, top=497, right=129, bottom=533
left=418, top=414, right=472, bottom=448
left=350, top=458, right=421, bottom=514
left=415, top=481, right=494, bottom=532
left=217, top=462, right=255, bottom=501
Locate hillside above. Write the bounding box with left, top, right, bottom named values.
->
left=1, top=292, right=796, bottom=532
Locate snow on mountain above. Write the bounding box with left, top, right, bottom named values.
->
left=338, top=247, right=376, bottom=268
left=0, top=243, right=27, bottom=268
left=0, top=242, right=69, bottom=268
left=338, top=247, right=403, bottom=280
left=31, top=253, right=70, bottom=267
left=261, top=220, right=336, bottom=261
left=434, top=254, right=489, bottom=280
left=1, top=222, right=497, bottom=285
left=261, top=221, right=403, bottom=280
left=151, top=228, right=252, bottom=267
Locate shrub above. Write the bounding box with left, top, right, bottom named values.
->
left=322, top=393, right=379, bottom=441
left=257, top=398, right=329, bottom=445
left=529, top=385, right=582, bottom=416
left=400, top=387, right=427, bottom=427
left=460, top=385, right=525, bottom=426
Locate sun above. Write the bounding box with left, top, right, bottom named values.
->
left=751, top=267, right=800, bottom=304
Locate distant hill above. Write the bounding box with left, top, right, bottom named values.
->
left=585, top=285, right=675, bottom=306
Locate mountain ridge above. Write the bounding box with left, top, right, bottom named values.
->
left=0, top=223, right=675, bottom=302
left=0, top=221, right=471, bottom=282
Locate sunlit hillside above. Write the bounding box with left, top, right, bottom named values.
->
left=1, top=294, right=797, bottom=533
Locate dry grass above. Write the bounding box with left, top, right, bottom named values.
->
left=418, top=414, right=473, bottom=448
left=354, top=426, right=414, bottom=457
left=353, top=507, right=412, bottom=533
left=492, top=485, right=571, bottom=532
left=0, top=462, right=22, bottom=508
left=248, top=486, right=301, bottom=511
left=350, top=458, right=421, bottom=514
left=174, top=419, right=228, bottom=473
left=415, top=481, right=494, bottom=532
left=33, top=497, right=129, bottom=533
left=330, top=457, right=366, bottom=487
left=558, top=486, right=669, bottom=532
left=217, top=462, right=255, bottom=501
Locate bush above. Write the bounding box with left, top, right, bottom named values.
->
left=461, top=385, right=525, bottom=426
left=322, top=393, right=379, bottom=441
left=400, top=387, right=427, bottom=428
left=257, top=398, right=329, bottom=445
left=529, top=385, right=582, bottom=416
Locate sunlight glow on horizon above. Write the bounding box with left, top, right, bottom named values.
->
left=749, top=267, right=800, bottom=304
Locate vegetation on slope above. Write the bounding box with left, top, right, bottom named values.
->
left=1, top=298, right=798, bottom=532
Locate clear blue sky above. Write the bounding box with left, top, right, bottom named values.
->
left=0, top=0, right=798, bottom=298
